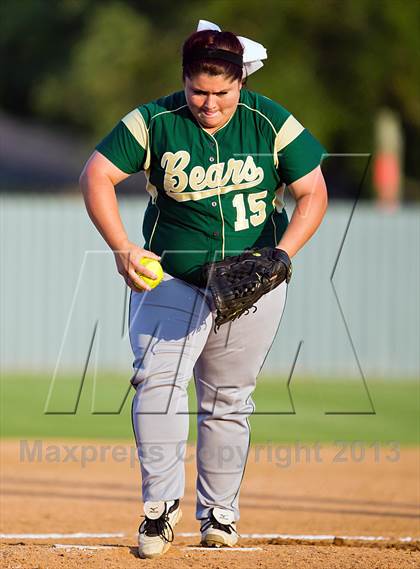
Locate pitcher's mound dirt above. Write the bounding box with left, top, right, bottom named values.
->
left=1, top=441, right=419, bottom=568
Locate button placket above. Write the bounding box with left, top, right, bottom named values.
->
left=206, top=135, right=222, bottom=250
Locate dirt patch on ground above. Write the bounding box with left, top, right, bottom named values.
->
left=1, top=440, right=419, bottom=568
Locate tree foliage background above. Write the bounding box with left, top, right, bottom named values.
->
left=1, top=0, right=419, bottom=195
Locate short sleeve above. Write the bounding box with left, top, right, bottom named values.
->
left=275, top=115, right=326, bottom=185
left=95, top=108, right=149, bottom=174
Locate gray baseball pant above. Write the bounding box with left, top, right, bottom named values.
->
left=129, top=273, right=287, bottom=521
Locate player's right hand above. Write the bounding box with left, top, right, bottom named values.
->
left=113, top=240, right=161, bottom=292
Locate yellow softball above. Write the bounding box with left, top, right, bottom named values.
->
left=136, top=258, right=164, bottom=289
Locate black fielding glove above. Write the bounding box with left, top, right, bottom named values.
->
left=204, top=247, right=292, bottom=330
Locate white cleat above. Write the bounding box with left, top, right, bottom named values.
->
left=138, top=499, right=182, bottom=559
left=200, top=507, right=239, bottom=547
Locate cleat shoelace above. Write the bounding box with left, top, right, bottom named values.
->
left=140, top=502, right=179, bottom=544
left=141, top=515, right=174, bottom=543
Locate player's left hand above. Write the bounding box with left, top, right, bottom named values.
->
left=204, top=247, right=292, bottom=329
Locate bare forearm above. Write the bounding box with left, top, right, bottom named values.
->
left=277, top=193, right=327, bottom=257
left=277, top=169, right=328, bottom=258
left=80, top=172, right=129, bottom=251
left=79, top=152, right=160, bottom=292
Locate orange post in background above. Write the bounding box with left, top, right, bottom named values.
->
left=373, top=108, right=404, bottom=210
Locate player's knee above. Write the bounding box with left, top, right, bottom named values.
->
left=201, top=391, right=254, bottom=417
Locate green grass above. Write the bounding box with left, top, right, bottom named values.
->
left=1, top=373, right=418, bottom=444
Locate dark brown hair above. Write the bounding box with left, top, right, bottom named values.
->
left=182, top=30, right=244, bottom=82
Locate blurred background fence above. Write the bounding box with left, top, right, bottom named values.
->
left=1, top=1, right=419, bottom=383
left=1, top=195, right=418, bottom=379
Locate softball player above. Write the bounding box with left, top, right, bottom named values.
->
left=80, top=20, right=327, bottom=559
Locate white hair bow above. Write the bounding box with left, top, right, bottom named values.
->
left=197, top=19, right=267, bottom=77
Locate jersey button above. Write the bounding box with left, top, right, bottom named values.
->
left=211, top=201, right=217, bottom=207
left=209, top=156, right=215, bottom=162
left=213, top=231, right=219, bottom=237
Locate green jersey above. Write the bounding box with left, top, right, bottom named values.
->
left=97, top=88, right=325, bottom=285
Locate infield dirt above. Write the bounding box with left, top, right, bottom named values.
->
left=1, top=440, right=419, bottom=568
